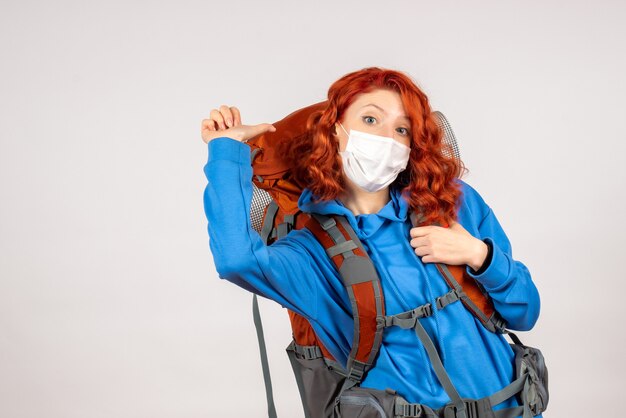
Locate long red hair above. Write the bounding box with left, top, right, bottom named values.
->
left=283, top=67, right=468, bottom=227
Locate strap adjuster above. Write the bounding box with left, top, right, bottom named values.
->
left=293, top=344, right=323, bottom=360
left=345, top=360, right=367, bottom=382
left=421, top=303, right=433, bottom=318
left=491, top=314, right=507, bottom=334
left=383, top=303, right=433, bottom=330
left=436, top=288, right=465, bottom=310
left=396, top=403, right=423, bottom=417
left=442, top=400, right=480, bottom=418
left=316, top=215, right=336, bottom=231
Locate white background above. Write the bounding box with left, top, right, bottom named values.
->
left=1, top=1, right=624, bottom=417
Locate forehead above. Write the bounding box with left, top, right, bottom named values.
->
left=348, top=89, right=406, bottom=115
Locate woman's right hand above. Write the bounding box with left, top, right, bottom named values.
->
left=201, top=105, right=276, bottom=144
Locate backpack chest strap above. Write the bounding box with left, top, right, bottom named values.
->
left=382, top=287, right=465, bottom=330
left=381, top=287, right=474, bottom=417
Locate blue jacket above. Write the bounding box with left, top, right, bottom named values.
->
left=203, top=137, right=542, bottom=414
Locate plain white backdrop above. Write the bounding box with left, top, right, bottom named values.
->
left=1, top=1, right=625, bottom=417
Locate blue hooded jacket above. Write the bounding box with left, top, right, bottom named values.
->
left=203, top=137, right=541, bottom=414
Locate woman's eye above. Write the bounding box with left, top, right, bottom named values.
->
left=396, top=127, right=410, bottom=136
left=362, top=116, right=377, bottom=124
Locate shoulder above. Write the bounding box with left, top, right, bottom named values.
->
left=272, top=224, right=346, bottom=272
left=454, top=178, right=489, bottom=209
left=453, top=178, right=493, bottom=231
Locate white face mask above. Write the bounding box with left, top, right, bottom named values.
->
left=337, top=122, right=411, bottom=193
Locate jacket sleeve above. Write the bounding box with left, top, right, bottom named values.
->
left=203, top=136, right=319, bottom=320
left=460, top=183, right=541, bottom=331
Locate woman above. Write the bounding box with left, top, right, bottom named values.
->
left=201, top=67, right=542, bottom=417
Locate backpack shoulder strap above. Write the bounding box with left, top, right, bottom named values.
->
left=434, top=263, right=507, bottom=333
left=304, top=213, right=385, bottom=386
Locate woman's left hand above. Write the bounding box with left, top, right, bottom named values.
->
left=409, top=221, right=488, bottom=270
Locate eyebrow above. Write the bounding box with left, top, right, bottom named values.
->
left=360, top=103, right=410, bottom=120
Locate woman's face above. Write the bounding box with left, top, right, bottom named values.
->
left=334, top=88, right=412, bottom=152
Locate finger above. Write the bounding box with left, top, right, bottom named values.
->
left=410, top=226, right=431, bottom=238
left=220, top=105, right=234, bottom=128
left=414, top=246, right=430, bottom=258
left=201, top=119, right=218, bottom=144
left=247, top=123, right=276, bottom=139
left=210, top=109, right=226, bottom=130
left=202, top=118, right=217, bottom=132
left=231, top=106, right=242, bottom=126
left=409, top=237, right=428, bottom=249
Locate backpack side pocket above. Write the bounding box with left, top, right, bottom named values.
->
left=287, top=341, right=346, bottom=418
left=336, top=387, right=398, bottom=418
left=511, top=343, right=549, bottom=415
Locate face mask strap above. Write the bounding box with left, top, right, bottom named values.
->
left=338, top=122, right=350, bottom=138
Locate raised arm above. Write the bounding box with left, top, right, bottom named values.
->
left=201, top=107, right=320, bottom=320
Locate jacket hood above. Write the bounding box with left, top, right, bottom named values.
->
left=297, top=186, right=411, bottom=239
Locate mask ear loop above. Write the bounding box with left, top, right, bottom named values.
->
left=337, top=122, right=350, bottom=138
left=331, top=123, right=341, bottom=154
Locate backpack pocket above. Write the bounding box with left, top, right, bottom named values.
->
left=286, top=341, right=346, bottom=418
left=336, top=387, right=397, bottom=418
left=511, top=343, right=549, bottom=415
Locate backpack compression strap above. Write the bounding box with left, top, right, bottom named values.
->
left=252, top=294, right=278, bottom=418
left=305, top=213, right=385, bottom=388
left=252, top=197, right=302, bottom=418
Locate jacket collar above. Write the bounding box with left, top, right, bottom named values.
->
left=298, top=187, right=410, bottom=239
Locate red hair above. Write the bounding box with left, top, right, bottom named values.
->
left=283, top=67, right=468, bottom=227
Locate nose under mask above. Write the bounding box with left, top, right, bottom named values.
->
left=337, top=122, right=411, bottom=193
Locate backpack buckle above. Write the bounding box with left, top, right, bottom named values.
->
left=383, top=303, right=433, bottom=330
left=312, top=213, right=337, bottom=231
left=443, top=400, right=481, bottom=418
left=436, top=288, right=465, bottom=310
left=421, top=303, right=433, bottom=318
left=345, top=360, right=367, bottom=382
left=396, top=403, right=423, bottom=417
left=491, top=314, right=507, bottom=334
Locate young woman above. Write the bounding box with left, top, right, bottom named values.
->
left=201, top=67, right=542, bottom=417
